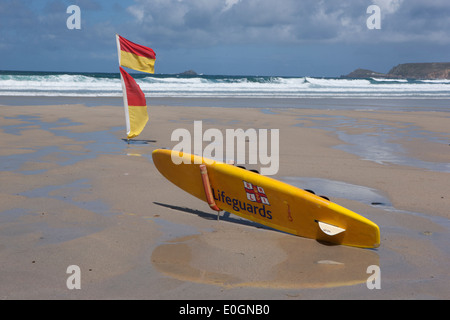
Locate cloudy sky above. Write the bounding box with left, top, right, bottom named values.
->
left=1, top=0, right=449, bottom=76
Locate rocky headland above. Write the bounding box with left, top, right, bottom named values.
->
left=343, top=62, right=450, bottom=80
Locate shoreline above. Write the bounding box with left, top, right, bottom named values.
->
left=1, top=95, right=450, bottom=112
left=0, top=102, right=449, bottom=299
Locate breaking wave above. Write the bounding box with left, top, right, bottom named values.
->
left=1, top=71, right=450, bottom=98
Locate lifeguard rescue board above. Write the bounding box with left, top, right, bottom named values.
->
left=152, top=149, right=380, bottom=249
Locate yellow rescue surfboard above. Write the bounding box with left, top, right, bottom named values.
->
left=152, top=149, right=380, bottom=249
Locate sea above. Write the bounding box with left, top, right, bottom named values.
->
left=1, top=70, right=450, bottom=110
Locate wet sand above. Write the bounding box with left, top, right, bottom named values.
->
left=0, top=103, right=449, bottom=299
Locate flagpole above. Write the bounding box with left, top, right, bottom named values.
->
left=115, top=34, right=121, bottom=65
left=117, top=35, right=131, bottom=140
left=119, top=68, right=132, bottom=140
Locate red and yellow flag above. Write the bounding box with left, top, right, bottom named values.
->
left=116, top=34, right=156, bottom=74
left=119, top=67, right=149, bottom=139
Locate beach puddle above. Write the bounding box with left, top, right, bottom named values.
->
left=280, top=176, right=450, bottom=259
left=0, top=197, right=104, bottom=246
left=18, top=179, right=118, bottom=217
left=0, top=114, right=129, bottom=173
left=151, top=230, right=379, bottom=289
left=279, top=176, right=391, bottom=207
left=260, top=108, right=279, bottom=115
left=279, top=176, right=450, bottom=229
left=296, top=114, right=450, bottom=172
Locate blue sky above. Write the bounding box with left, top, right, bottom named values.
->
left=1, top=0, right=449, bottom=76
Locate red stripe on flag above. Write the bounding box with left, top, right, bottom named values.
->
left=118, top=35, right=156, bottom=60
left=119, top=67, right=146, bottom=107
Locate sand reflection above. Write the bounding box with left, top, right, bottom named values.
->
left=152, top=229, right=379, bottom=289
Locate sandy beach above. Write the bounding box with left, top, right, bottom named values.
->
left=0, top=102, right=449, bottom=300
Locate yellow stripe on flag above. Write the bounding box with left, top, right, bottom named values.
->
left=120, top=51, right=155, bottom=74
left=127, top=105, right=149, bottom=139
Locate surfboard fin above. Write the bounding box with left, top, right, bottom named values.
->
left=317, top=221, right=346, bottom=236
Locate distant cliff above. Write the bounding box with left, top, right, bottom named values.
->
left=388, top=63, right=450, bottom=79
left=343, top=63, right=450, bottom=80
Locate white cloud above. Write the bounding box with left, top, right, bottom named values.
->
left=373, top=0, right=404, bottom=14
left=222, top=0, right=241, bottom=12
left=127, top=5, right=145, bottom=22
left=2, top=0, right=448, bottom=51
left=130, top=0, right=450, bottom=46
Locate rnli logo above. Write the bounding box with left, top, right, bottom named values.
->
left=243, top=181, right=270, bottom=205
left=212, top=183, right=272, bottom=220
